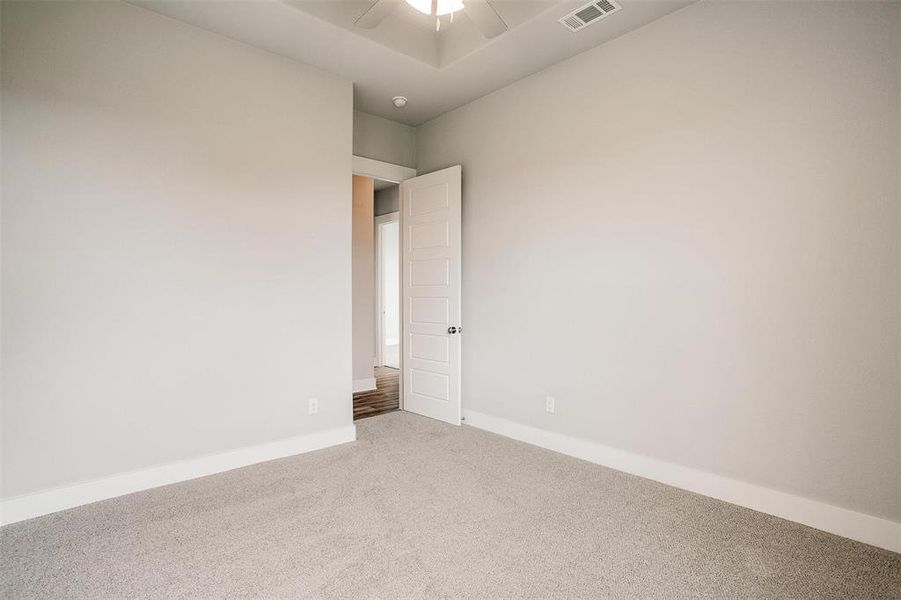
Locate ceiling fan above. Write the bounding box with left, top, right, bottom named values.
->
left=355, top=0, right=508, bottom=38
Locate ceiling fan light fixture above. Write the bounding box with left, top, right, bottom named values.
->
left=405, top=0, right=464, bottom=17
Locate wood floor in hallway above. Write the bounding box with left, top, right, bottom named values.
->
left=353, top=366, right=399, bottom=420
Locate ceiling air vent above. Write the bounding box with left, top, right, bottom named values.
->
left=558, top=0, right=621, bottom=32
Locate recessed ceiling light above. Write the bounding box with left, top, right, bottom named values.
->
left=392, top=96, right=408, bottom=109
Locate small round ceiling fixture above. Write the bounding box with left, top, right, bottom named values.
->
left=392, top=96, right=408, bottom=109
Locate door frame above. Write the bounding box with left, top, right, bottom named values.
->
left=353, top=156, right=416, bottom=185
left=352, top=156, right=416, bottom=410
left=375, top=211, right=400, bottom=370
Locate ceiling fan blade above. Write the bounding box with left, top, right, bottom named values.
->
left=355, top=0, right=400, bottom=29
left=462, top=0, right=508, bottom=39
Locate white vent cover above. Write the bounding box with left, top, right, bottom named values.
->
left=559, top=0, right=621, bottom=32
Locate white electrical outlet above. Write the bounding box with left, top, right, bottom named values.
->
left=545, top=395, right=556, bottom=414
left=308, top=398, right=319, bottom=415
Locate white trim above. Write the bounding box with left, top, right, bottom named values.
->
left=0, top=425, right=357, bottom=526
left=375, top=211, right=401, bottom=369
left=375, top=212, right=401, bottom=223
left=353, top=377, right=377, bottom=393
left=352, top=155, right=416, bottom=183
left=463, top=410, right=901, bottom=553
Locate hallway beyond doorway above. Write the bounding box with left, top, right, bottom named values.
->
left=353, top=367, right=399, bottom=420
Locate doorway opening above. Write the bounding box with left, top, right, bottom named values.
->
left=351, top=174, right=402, bottom=420
left=350, top=156, right=462, bottom=425
left=376, top=209, right=400, bottom=369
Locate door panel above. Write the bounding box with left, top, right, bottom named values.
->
left=410, top=258, right=449, bottom=286
left=400, top=166, right=461, bottom=425
left=410, top=297, right=448, bottom=324
left=410, top=333, right=448, bottom=362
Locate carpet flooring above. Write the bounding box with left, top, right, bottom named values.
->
left=2, top=411, right=899, bottom=599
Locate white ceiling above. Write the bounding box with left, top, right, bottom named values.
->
left=132, top=0, right=695, bottom=126
left=288, top=1, right=560, bottom=69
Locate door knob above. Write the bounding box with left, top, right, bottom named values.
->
left=447, top=326, right=457, bottom=334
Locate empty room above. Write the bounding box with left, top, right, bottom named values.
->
left=1, top=0, right=899, bottom=598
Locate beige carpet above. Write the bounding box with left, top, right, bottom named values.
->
left=2, top=411, right=899, bottom=599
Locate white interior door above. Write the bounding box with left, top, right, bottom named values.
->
left=400, top=165, right=462, bottom=425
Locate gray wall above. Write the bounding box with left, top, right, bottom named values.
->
left=353, top=110, right=416, bottom=168
left=417, top=1, right=901, bottom=522
left=375, top=186, right=400, bottom=217
left=1, top=1, right=353, bottom=498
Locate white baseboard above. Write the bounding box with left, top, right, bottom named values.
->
left=0, top=424, right=357, bottom=527
left=463, top=410, right=901, bottom=554
left=353, top=377, right=377, bottom=393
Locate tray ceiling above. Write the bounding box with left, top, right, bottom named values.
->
left=287, top=1, right=559, bottom=68
left=131, top=0, right=696, bottom=125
